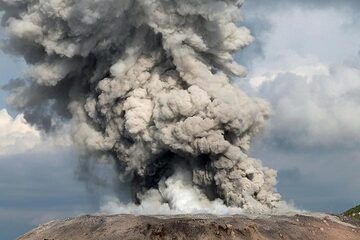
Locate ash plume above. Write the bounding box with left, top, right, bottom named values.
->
left=0, top=0, right=284, bottom=212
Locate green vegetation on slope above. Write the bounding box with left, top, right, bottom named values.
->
left=344, top=204, right=360, bottom=220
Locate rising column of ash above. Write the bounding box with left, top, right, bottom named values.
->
left=0, top=0, right=283, bottom=212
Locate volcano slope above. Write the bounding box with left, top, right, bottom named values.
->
left=18, top=214, right=360, bottom=240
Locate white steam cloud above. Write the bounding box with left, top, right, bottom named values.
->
left=0, top=0, right=288, bottom=213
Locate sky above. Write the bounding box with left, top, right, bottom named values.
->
left=0, top=1, right=360, bottom=239
left=239, top=0, right=360, bottom=212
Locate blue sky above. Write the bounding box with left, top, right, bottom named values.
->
left=0, top=151, right=99, bottom=239
left=1, top=1, right=360, bottom=239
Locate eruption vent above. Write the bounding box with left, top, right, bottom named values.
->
left=1, top=0, right=282, bottom=212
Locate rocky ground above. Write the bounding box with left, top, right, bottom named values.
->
left=18, top=213, right=360, bottom=240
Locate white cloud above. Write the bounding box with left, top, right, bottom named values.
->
left=249, top=53, right=330, bottom=88
left=241, top=4, right=360, bottom=150
left=257, top=58, right=360, bottom=149
left=241, top=1, right=360, bottom=213
left=0, top=109, right=41, bottom=155
left=0, top=109, right=72, bottom=156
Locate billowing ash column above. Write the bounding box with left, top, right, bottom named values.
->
left=1, top=0, right=282, bottom=211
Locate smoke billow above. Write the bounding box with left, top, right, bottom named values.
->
left=1, top=0, right=285, bottom=213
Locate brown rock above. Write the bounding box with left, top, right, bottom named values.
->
left=17, top=214, right=360, bottom=240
